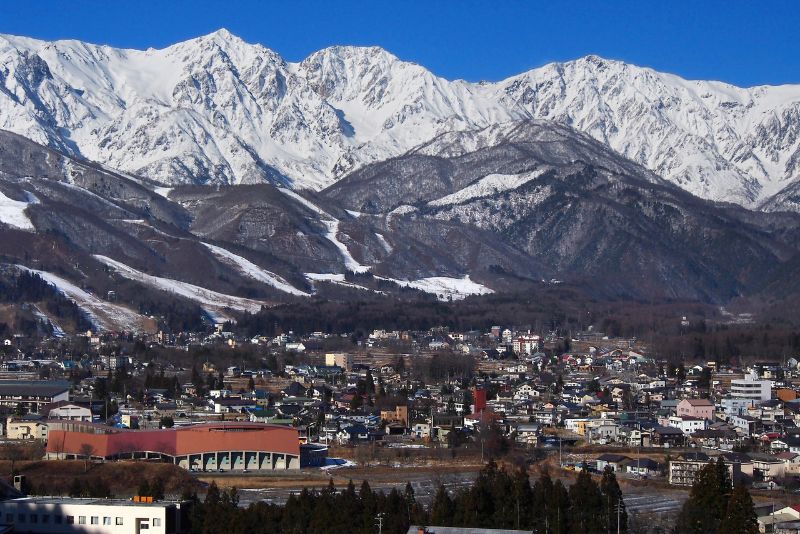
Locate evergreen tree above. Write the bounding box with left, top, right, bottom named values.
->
left=719, top=485, right=758, bottom=534
left=568, top=468, right=604, bottom=534
left=511, top=467, right=533, bottom=529
left=531, top=471, right=552, bottom=532
left=151, top=477, right=165, bottom=500
left=68, top=478, right=83, bottom=497
left=600, top=466, right=627, bottom=533
left=675, top=459, right=731, bottom=533
left=550, top=479, right=570, bottom=534
left=137, top=479, right=151, bottom=498
left=677, top=363, right=687, bottom=381
left=430, top=484, right=454, bottom=526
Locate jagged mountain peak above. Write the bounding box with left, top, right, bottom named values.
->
left=0, top=31, right=799, bottom=206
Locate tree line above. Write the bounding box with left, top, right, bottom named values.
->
left=185, top=462, right=628, bottom=534
left=182, top=458, right=763, bottom=534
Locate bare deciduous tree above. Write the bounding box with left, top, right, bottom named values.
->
left=78, top=443, right=96, bottom=473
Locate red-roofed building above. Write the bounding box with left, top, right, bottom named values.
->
left=46, top=422, right=302, bottom=471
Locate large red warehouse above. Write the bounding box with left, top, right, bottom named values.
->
left=46, top=422, right=303, bottom=471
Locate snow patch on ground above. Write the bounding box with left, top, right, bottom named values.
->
left=428, top=168, right=549, bottom=206
left=378, top=275, right=493, bottom=301
left=16, top=266, right=149, bottom=332
left=0, top=190, right=36, bottom=231
left=320, top=458, right=356, bottom=470
left=202, top=243, right=309, bottom=296
left=345, top=209, right=362, bottom=218
left=31, top=304, right=66, bottom=337
left=389, top=205, right=417, bottom=216
left=279, top=188, right=370, bottom=273
left=154, top=187, right=173, bottom=198
left=375, top=233, right=393, bottom=254
left=305, top=273, right=346, bottom=283
left=321, top=219, right=369, bottom=273
left=93, top=255, right=267, bottom=321
left=305, top=273, right=385, bottom=294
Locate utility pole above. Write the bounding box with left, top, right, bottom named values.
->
left=376, top=512, right=384, bottom=534
left=558, top=437, right=562, bottom=468
left=637, top=433, right=640, bottom=476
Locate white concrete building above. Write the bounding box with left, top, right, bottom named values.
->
left=0, top=497, right=188, bottom=533
left=6, top=419, right=48, bottom=441
left=666, top=415, right=708, bottom=436
left=47, top=404, right=93, bottom=422
left=731, top=371, right=772, bottom=404
left=512, top=335, right=540, bottom=356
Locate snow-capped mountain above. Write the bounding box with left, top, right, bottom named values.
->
left=494, top=55, right=800, bottom=206
left=325, top=120, right=800, bottom=301
left=3, top=117, right=800, bottom=331
left=1, top=30, right=800, bottom=207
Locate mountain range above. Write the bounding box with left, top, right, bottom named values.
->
left=1, top=30, right=800, bottom=333
left=2, top=29, right=800, bottom=208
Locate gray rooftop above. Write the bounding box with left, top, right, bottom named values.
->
left=0, top=380, right=70, bottom=397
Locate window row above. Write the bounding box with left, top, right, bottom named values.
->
left=6, top=513, right=161, bottom=526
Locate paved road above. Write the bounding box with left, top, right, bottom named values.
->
left=623, top=488, right=686, bottom=514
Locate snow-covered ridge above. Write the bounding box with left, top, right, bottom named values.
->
left=16, top=265, right=150, bottom=332
left=202, top=242, right=310, bottom=296
left=377, top=275, right=493, bottom=301
left=1, top=30, right=800, bottom=206
left=93, top=254, right=267, bottom=321
left=305, top=273, right=385, bottom=294
left=428, top=168, right=549, bottom=206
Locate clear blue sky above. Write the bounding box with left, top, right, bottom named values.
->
left=0, top=0, right=797, bottom=87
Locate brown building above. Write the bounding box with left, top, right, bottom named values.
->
left=380, top=405, right=409, bottom=427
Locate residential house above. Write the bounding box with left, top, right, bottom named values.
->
left=651, top=426, right=685, bottom=448
left=412, top=422, right=431, bottom=439
left=688, top=428, right=738, bottom=450
left=728, top=414, right=761, bottom=436
left=596, top=453, right=629, bottom=472
left=751, top=453, right=786, bottom=482
left=514, top=423, right=540, bottom=446
left=666, top=415, right=708, bottom=436
left=676, top=398, right=714, bottom=420
left=624, top=458, right=661, bottom=477
left=587, top=420, right=619, bottom=444
left=6, top=418, right=48, bottom=441
left=771, top=436, right=800, bottom=454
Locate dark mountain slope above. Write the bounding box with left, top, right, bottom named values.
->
left=324, top=121, right=800, bottom=302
